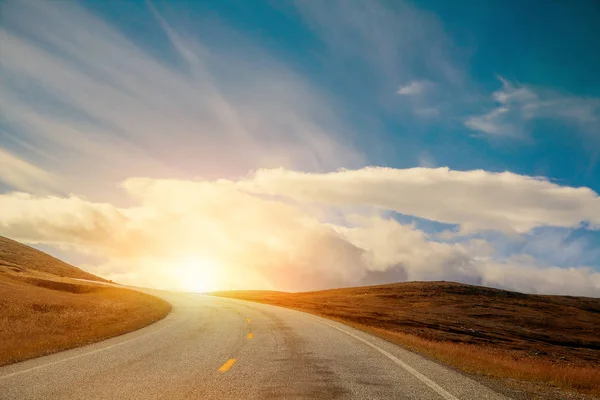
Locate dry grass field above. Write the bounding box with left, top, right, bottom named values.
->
left=213, top=282, right=600, bottom=399
left=0, top=236, right=108, bottom=282
left=0, top=236, right=171, bottom=365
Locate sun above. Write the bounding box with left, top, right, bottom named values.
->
left=174, top=256, right=222, bottom=293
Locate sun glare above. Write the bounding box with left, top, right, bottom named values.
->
left=174, top=256, right=222, bottom=293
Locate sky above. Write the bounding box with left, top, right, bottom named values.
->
left=1, top=0, right=599, bottom=295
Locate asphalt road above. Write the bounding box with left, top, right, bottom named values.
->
left=0, top=290, right=508, bottom=399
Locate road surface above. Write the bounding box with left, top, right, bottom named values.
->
left=0, top=290, right=507, bottom=399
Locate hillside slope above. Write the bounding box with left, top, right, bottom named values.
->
left=0, top=236, right=107, bottom=282
left=0, top=236, right=171, bottom=365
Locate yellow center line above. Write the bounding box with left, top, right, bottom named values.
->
left=246, top=317, right=251, bottom=323
left=247, top=333, right=254, bottom=339
left=218, top=358, right=237, bottom=373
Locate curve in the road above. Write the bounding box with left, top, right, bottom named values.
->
left=0, top=290, right=507, bottom=400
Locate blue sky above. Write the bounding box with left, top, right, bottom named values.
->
left=82, top=0, right=600, bottom=188
left=1, top=0, right=599, bottom=294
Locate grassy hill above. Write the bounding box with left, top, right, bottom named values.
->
left=0, top=236, right=171, bottom=365
left=213, top=281, right=600, bottom=399
left=0, top=236, right=107, bottom=282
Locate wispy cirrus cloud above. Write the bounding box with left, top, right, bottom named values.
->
left=396, top=80, right=440, bottom=118
left=0, top=0, right=362, bottom=199
left=465, top=77, right=600, bottom=141
left=465, top=107, right=518, bottom=137
left=298, top=0, right=599, bottom=156
left=295, top=0, right=467, bottom=112
left=0, top=147, right=59, bottom=194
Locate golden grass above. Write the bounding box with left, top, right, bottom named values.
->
left=0, top=236, right=172, bottom=365
left=0, top=272, right=171, bottom=366
left=354, top=323, right=600, bottom=396
left=213, top=283, right=600, bottom=398
left=0, top=236, right=107, bottom=282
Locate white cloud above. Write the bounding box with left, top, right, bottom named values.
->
left=0, top=179, right=371, bottom=291
left=397, top=80, right=429, bottom=95
left=0, top=192, right=126, bottom=247
left=466, top=77, right=600, bottom=140
left=340, top=216, right=600, bottom=296
left=464, top=107, right=519, bottom=137
left=476, top=259, right=600, bottom=297
left=1, top=168, right=599, bottom=296
left=243, top=166, right=600, bottom=234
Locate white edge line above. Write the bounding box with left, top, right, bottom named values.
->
left=316, top=319, right=460, bottom=400
left=0, top=319, right=179, bottom=380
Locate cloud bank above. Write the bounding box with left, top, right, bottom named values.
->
left=2, top=167, right=599, bottom=296
left=243, top=167, right=600, bottom=233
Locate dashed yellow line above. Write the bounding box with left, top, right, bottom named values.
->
left=218, top=358, right=237, bottom=373
left=247, top=333, right=254, bottom=339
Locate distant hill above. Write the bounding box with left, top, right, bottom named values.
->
left=0, top=235, right=107, bottom=282
left=215, top=281, right=600, bottom=353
